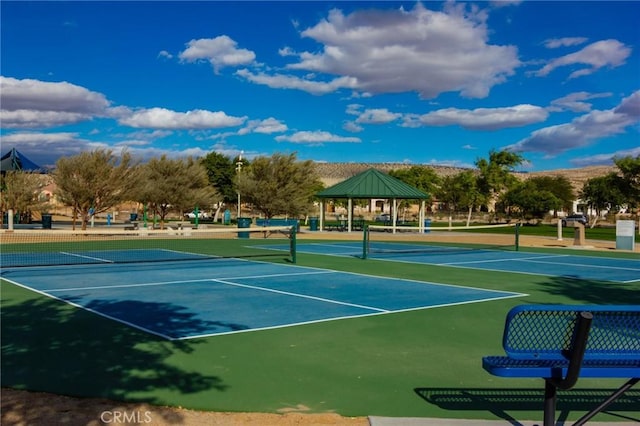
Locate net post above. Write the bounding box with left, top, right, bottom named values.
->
left=515, top=222, right=521, bottom=251
left=289, top=225, right=297, bottom=264
left=362, top=224, right=369, bottom=259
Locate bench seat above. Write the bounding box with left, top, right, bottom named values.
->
left=483, top=356, right=640, bottom=378
left=482, top=304, right=639, bottom=426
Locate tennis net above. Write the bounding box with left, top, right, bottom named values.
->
left=0, top=225, right=296, bottom=268
left=363, top=223, right=520, bottom=259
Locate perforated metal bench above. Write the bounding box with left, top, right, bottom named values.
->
left=482, top=305, right=640, bottom=426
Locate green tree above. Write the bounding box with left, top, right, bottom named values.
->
left=389, top=166, right=441, bottom=220
left=388, top=166, right=441, bottom=198
left=53, top=149, right=139, bottom=230
left=476, top=149, right=525, bottom=212
left=0, top=171, right=50, bottom=224
left=580, top=173, right=626, bottom=227
left=236, top=153, right=321, bottom=219
left=613, top=155, right=640, bottom=211
left=135, top=155, right=220, bottom=228
left=526, top=175, right=575, bottom=215
left=200, top=152, right=239, bottom=205
left=437, top=170, right=484, bottom=226
left=501, top=180, right=561, bottom=221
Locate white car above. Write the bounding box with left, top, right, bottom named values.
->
left=184, top=211, right=209, bottom=219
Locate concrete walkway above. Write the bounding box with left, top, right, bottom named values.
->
left=368, top=417, right=637, bottom=426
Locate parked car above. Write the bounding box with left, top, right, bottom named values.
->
left=184, top=211, right=209, bottom=219
left=562, top=214, right=588, bottom=227
left=375, top=213, right=391, bottom=223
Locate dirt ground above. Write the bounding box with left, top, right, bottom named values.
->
left=2, top=231, right=635, bottom=425
left=1, top=388, right=369, bottom=426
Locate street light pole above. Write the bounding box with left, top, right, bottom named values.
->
left=236, top=151, right=243, bottom=219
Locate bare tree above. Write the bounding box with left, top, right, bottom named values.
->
left=134, top=155, right=220, bottom=228
left=1, top=171, right=50, bottom=224
left=53, top=149, right=139, bottom=230
left=236, top=153, right=321, bottom=219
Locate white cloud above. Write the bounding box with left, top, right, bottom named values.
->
left=490, top=0, right=522, bottom=8
left=543, top=37, right=588, bottom=49
left=355, top=108, right=401, bottom=124
left=418, top=104, right=548, bottom=130
left=158, top=50, right=173, bottom=60
left=0, top=76, right=110, bottom=128
left=614, top=90, right=640, bottom=117
left=178, top=36, right=256, bottom=73
left=118, top=107, right=246, bottom=129
left=237, top=3, right=519, bottom=99
left=238, top=117, right=288, bottom=135
left=509, top=91, right=640, bottom=155
left=275, top=131, right=361, bottom=144
left=549, top=91, right=612, bottom=113
left=535, top=39, right=631, bottom=79
left=343, top=121, right=364, bottom=133
left=571, top=147, right=640, bottom=167
left=235, top=69, right=357, bottom=95
left=0, top=131, right=106, bottom=167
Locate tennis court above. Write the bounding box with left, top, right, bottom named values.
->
left=2, top=226, right=639, bottom=422
left=282, top=241, right=640, bottom=283
left=1, top=254, right=523, bottom=340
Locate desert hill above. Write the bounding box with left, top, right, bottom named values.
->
left=313, top=162, right=616, bottom=192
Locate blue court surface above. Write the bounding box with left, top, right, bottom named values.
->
left=274, top=242, right=640, bottom=283
left=1, top=257, right=524, bottom=340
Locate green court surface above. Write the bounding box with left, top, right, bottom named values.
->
left=2, top=238, right=639, bottom=422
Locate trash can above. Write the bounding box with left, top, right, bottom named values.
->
left=309, top=217, right=319, bottom=231
left=130, top=213, right=138, bottom=221
left=42, top=214, right=52, bottom=229
left=223, top=209, right=231, bottom=225
left=424, top=219, right=431, bottom=233
left=237, top=217, right=252, bottom=238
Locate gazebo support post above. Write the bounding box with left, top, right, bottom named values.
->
left=348, top=198, right=353, bottom=232
left=319, top=200, right=325, bottom=231
left=392, top=198, right=398, bottom=234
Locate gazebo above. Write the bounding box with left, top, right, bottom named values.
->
left=315, top=168, right=430, bottom=233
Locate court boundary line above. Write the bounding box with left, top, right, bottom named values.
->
left=43, top=270, right=336, bottom=293
left=59, top=251, right=115, bottom=263
left=2, top=255, right=528, bottom=340
left=513, top=257, right=640, bottom=272
left=1, top=276, right=175, bottom=340
left=289, top=241, right=639, bottom=283
left=212, top=278, right=390, bottom=313
left=178, top=292, right=526, bottom=340
left=438, top=254, right=570, bottom=266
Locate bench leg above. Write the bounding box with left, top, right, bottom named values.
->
left=544, top=380, right=557, bottom=426
left=572, top=377, right=639, bottom=426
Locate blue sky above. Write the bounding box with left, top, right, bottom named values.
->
left=1, top=1, right=639, bottom=171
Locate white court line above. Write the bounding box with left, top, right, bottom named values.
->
left=44, top=270, right=336, bottom=293
left=514, top=257, right=640, bottom=272
left=60, top=251, right=114, bottom=263
left=307, top=242, right=361, bottom=250
left=439, top=254, right=569, bottom=266
left=212, top=278, right=390, bottom=313
left=1, top=276, right=175, bottom=340
left=178, top=292, right=526, bottom=340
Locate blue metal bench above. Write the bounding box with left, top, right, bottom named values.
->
left=482, top=305, right=640, bottom=426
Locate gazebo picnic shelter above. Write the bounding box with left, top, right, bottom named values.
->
left=315, top=168, right=430, bottom=233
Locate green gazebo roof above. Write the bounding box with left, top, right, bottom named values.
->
left=316, top=168, right=429, bottom=199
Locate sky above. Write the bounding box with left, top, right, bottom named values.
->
left=1, top=1, right=639, bottom=171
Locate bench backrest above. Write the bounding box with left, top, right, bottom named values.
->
left=503, top=305, right=640, bottom=361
